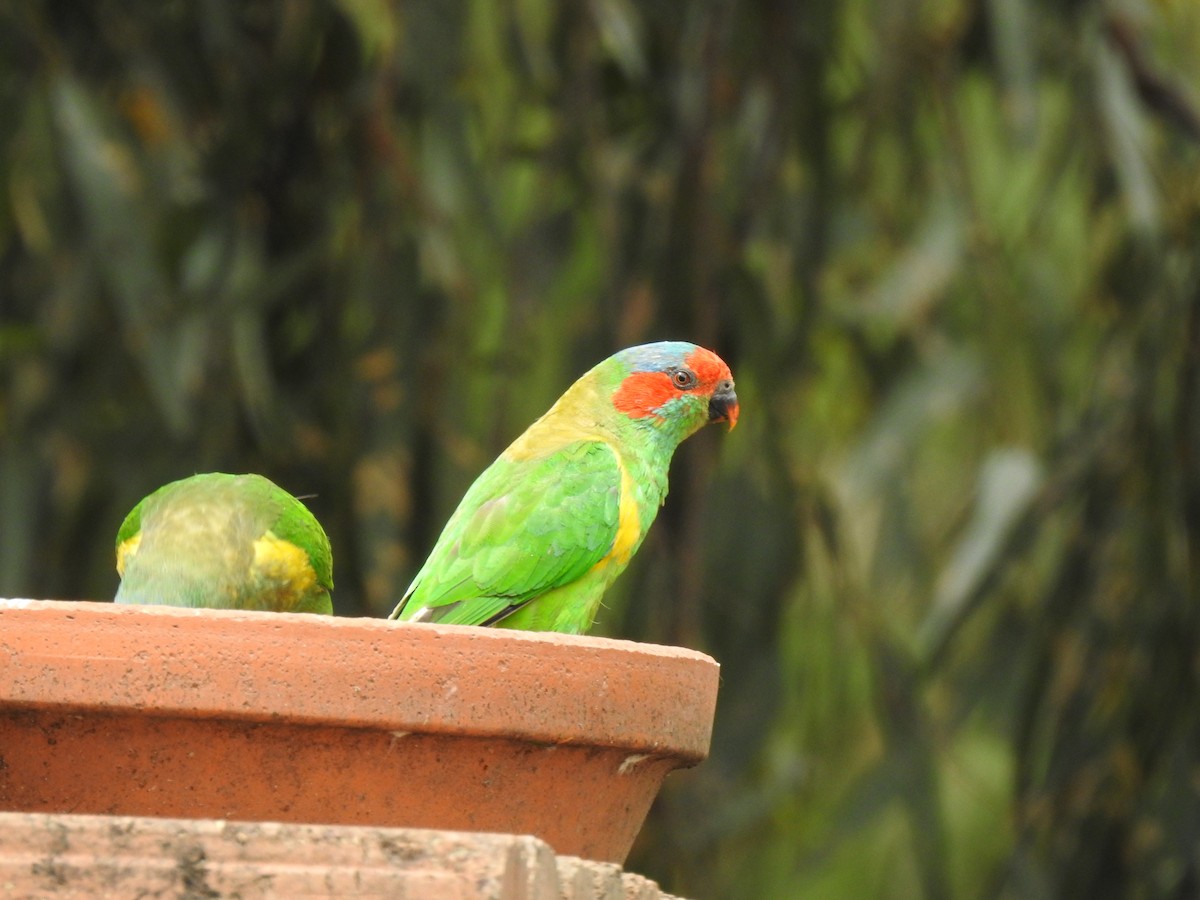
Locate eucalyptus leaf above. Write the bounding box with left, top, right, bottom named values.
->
left=919, top=448, right=1042, bottom=662
left=51, top=75, right=197, bottom=435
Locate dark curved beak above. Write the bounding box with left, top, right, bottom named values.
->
left=708, top=380, right=739, bottom=430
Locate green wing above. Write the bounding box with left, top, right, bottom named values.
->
left=265, top=485, right=334, bottom=592
left=115, top=496, right=144, bottom=550
left=391, top=441, right=622, bottom=626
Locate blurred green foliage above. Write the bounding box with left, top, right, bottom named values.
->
left=3, top=1, right=1200, bottom=897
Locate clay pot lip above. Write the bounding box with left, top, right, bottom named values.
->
left=0, top=599, right=719, bottom=762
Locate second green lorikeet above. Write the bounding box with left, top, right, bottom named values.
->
left=390, top=341, right=738, bottom=634
left=115, top=472, right=333, bottom=614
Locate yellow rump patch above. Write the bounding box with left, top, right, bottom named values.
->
left=116, top=533, right=142, bottom=577
left=252, top=531, right=319, bottom=596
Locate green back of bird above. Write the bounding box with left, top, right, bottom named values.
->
left=115, top=472, right=333, bottom=613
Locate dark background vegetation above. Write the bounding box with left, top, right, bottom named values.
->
left=3, top=1, right=1200, bottom=896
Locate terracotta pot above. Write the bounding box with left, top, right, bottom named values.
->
left=0, top=599, right=718, bottom=863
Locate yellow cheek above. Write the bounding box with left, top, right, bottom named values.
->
left=252, top=531, right=318, bottom=595
left=116, top=533, right=142, bottom=577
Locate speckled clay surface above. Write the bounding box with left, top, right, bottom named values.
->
left=0, top=599, right=719, bottom=862
left=0, top=811, right=685, bottom=898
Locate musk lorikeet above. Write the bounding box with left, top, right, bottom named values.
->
left=114, top=472, right=333, bottom=614
left=390, top=341, right=738, bottom=634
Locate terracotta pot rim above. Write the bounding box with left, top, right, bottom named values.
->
left=0, top=599, right=718, bottom=760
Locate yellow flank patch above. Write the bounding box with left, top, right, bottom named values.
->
left=605, top=458, right=642, bottom=567
left=252, top=530, right=318, bottom=596
left=116, top=533, right=142, bottom=577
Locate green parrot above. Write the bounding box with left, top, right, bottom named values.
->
left=390, top=341, right=739, bottom=634
left=115, top=472, right=333, bottom=613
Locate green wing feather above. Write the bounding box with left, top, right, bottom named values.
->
left=267, top=488, right=334, bottom=592
left=115, top=495, right=144, bottom=549
left=391, top=441, right=622, bottom=626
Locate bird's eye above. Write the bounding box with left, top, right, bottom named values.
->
left=671, top=369, right=697, bottom=390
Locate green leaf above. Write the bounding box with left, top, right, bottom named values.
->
left=1094, top=36, right=1161, bottom=235
left=918, top=447, right=1042, bottom=663
left=51, top=74, right=200, bottom=435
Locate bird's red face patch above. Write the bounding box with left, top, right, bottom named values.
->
left=612, top=346, right=736, bottom=425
